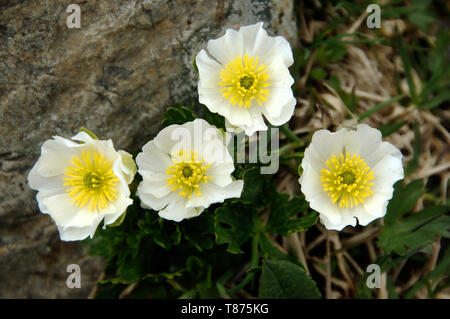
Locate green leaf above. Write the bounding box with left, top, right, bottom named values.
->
left=258, top=260, right=321, bottom=298
left=181, top=213, right=215, bottom=251
left=152, top=223, right=181, bottom=249
left=161, top=105, right=196, bottom=128
left=266, top=194, right=318, bottom=236
left=93, top=282, right=128, bottom=299
left=193, top=55, right=199, bottom=73
left=79, top=127, right=99, bottom=140
left=379, top=120, right=407, bottom=137
left=141, top=270, right=185, bottom=281
left=310, top=67, right=327, bottom=80
left=258, top=232, right=302, bottom=266
left=409, top=10, right=435, bottom=32
left=384, top=179, right=425, bottom=225
left=405, top=247, right=450, bottom=298
left=386, top=275, right=399, bottom=299
left=88, top=228, right=125, bottom=262
left=107, top=210, right=127, bottom=227
left=100, top=270, right=184, bottom=286
left=198, top=104, right=226, bottom=131
left=356, top=251, right=421, bottom=299
left=214, top=202, right=257, bottom=254
left=117, top=235, right=152, bottom=283
left=315, top=42, right=347, bottom=66
left=240, top=167, right=266, bottom=203
left=355, top=273, right=374, bottom=299
left=138, top=213, right=181, bottom=249
left=326, top=42, right=347, bottom=63
left=186, top=256, right=206, bottom=281
left=297, top=161, right=303, bottom=177
left=379, top=205, right=450, bottom=255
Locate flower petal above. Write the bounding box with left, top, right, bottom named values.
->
left=57, top=225, right=93, bottom=241
left=33, top=138, right=80, bottom=177
left=117, top=150, right=137, bottom=184
left=267, top=57, right=295, bottom=88
left=40, top=193, right=96, bottom=228
left=206, top=28, right=243, bottom=64
left=302, top=128, right=346, bottom=172
left=238, top=106, right=268, bottom=136
left=139, top=172, right=171, bottom=198
left=362, top=193, right=390, bottom=220
left=103, top=195, right=133, bottom=226
left=196, top=49, right=222, bottom=89
left=207, top=162, right=235, bottom=187
left=263, top=93, right=296, bottom=127
left=186, top=180, right=243, bottom=209
left=137, top=182, right=176, bottom=211
left=239, top=22, right=293, bottom=67
left=299, top=162, right=323, bottom=198
left=371, top=153, right=404, bottom=194
left=28, top=167, right=64, bottom=196
left=136, top=141, right=172, bottom=173
left=158, top=197, right=204, bottom=222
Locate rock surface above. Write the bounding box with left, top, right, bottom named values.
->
left=0, top=0, right=297, bottom=298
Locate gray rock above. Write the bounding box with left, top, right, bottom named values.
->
left=0, top=0, right=297, bottom=298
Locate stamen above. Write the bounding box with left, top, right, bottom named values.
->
left=219, top=54, right=270, bottom=108
left=166, top=150, right=211, bottom=198
left=63, top=150, right=119, bottom=212
left=320, top=152, right=374, bottom=208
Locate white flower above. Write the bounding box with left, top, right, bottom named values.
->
left=136, top=118, right=243, bottom=222
left=299, top=124, right=404, bottom=231
left=196, top=22, right=296, bottom=136
left=27, top=131, right=136, bottom=241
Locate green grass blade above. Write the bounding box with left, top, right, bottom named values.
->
left=397, top=36, right=417, bottom=102
left=358, top=94, right=404, bottom=121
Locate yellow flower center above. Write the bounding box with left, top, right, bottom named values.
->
left=63, top=150, right=119, bottom=211
left=166, top=150, right=212, bottom=199
left=320, top=152, right=374, bottom=208
left=219, top=54, right=271, bottom=108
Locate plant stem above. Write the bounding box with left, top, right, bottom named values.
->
left=325, top=230, right=332, bottom=299
left=280, top=124, right=301, bottom=142
left=280, top=151, right=304, bottom=160
left=250, top=234, right=259, bottom=267
left=278, top=141, right=303, bottom=156
left=228, top=235, right=260, bottom=294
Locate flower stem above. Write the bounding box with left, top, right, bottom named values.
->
left=228, top=235, right=259, bottom=294
left=250, top=234, right=260, bottom=267
left=325, top=230, right=332, bottom=299
left=280, top=151, right=304, bottom=161
left=278, top=124, right=304, bottom=157
left=280, top=124, right=301, bottom=143
left=278, top=141, right=303, bottom=156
